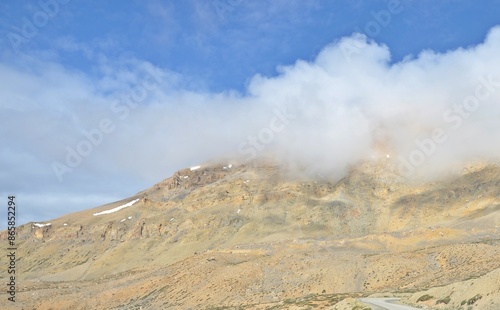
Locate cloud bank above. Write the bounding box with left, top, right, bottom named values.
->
left=2, top=26, right=500, bottom=225
left=94, top=25, right=499, bottom=181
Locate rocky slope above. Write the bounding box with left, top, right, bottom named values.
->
left=1, top=159, right=499, bottom=309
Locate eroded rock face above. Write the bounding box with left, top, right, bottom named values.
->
left=1, top=160, right=499, bottom=309
left=33, top=227, right=44, bottom=239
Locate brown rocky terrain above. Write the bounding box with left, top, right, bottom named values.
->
left=1, top=159, right=499, bottom=309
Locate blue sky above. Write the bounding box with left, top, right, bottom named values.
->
left=2, top=0, right=500, bottom=92
left=1, top=0, right=500, bottom=227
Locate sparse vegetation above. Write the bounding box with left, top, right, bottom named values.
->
left=436, top=296, right=451, bottom=304
left=467, top=294, right=482, bottom=305
left=352, top=306, right=371, bottom=310
left=417, top=294, right=434, bottom=302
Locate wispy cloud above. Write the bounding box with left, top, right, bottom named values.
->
left=2, top=21, right=500, bottom=227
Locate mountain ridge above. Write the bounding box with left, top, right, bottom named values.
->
left=1, top=159, right=499, bottom=309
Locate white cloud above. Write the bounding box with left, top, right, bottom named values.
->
left=2, top=26, right=500, bottom=226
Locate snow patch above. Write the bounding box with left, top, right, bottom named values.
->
left=237, top=209, right=241, bottom=214
left=33, top=223, right=51, bottom=228
left=93, top=199, right=140, bottom=216
left=128, top=216, right=132, bottom=220
left=190, top=165, right=201, bottom=171
left=63, top=223, right=68, bottom=226
left=120, top=218, right=126, bottom=222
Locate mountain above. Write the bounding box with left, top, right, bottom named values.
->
left=1, top=159, right=499, bottom=309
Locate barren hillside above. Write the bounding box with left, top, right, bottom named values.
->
left=1, top=160, right=499, bottom=309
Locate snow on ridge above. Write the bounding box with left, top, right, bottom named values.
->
left=33, top=223, right=51, bottom=228
left=93, top=198, right=140, bottom=216
left=222, top=164, right=233, bottom=170
left=120, top=216, right=133, bottom=223
left=190, top=165, right=201, bottom=171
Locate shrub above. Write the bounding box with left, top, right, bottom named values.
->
left=436, top=296, right=451, bottom=304
left=417, top=294, right=433, bottom=302
left=467, top=294, right=482, bottom=305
